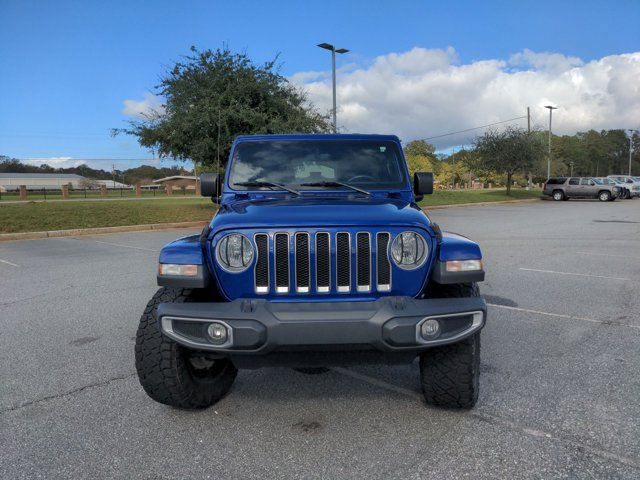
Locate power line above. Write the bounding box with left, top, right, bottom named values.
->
left=424, top=116, right=528, bottom=140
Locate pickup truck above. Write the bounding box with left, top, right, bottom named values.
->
left=135, top=134, right=487, bottom=410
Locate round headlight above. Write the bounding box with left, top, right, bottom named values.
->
left=390, top=231, right=428, bottom=270
left=216, top=234, right=254, bottom=272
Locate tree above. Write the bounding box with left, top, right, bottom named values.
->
left=404, top=140, right=437, bottom=176
left=473, top=126, right=545, bottom=195
left=404, top=139, right=436, bottom=158
left=114, top=47, right=331, bottom=169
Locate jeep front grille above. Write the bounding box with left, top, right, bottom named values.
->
left=315, top=232, right=330, bottom=293
left=255, top=231, right=390, bottom=295
left=376, top=232, right=391, bottom=291
left=274, top=233, right=289, bottom=293
left=336, top=232, right=351, bottom=292
left=254, top=234, right=269, bottom=293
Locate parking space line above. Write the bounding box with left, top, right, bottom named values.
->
left=91, top=240, right=158, bottom=252
left=330, top=368, right=640, bottom=470
left=487, top=303, right=640, bottom=330
left=0, top=258, right=20, bottom=267
left=332, top=367, right=423, bottom=400
left=519, top=267, right=630, bottom=281
left=576, top=251, right=640, bottom=260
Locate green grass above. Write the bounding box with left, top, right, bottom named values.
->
left=0, top=198, right=216, bottom=234
left=0, top=188, right=542, bottom=234
left=419, top=188, right=542, bottom=207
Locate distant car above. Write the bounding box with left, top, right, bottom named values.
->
left=607, top=175, right=640, bottom=198
left=543, top=176, right=620, bottom=201
left=593, top=177, right=631, bottom=199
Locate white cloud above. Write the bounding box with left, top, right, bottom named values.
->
left=22, top=157, right=158, bottom=171
left=122, top=92, right=165, bottom=119
left=23, top=157, right=83, bottom=168
left=292, top=48, right=640, bottom=148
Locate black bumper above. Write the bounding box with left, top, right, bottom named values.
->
left=157, top=296, right=486, bottom=360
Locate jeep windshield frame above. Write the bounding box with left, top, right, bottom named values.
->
left=227, top=139, right=409, bottom=192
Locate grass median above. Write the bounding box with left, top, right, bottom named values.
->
left=0, top=197, right=216, bottom=234
left=0, top=188, right=542, bottom=234
left=420, top=188, right=542, bottom=207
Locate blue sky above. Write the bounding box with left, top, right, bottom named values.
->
left=1, top=0, right=639, bottom=169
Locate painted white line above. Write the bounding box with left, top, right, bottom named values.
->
left=0, top=258, right=20, bottom=267
left=331, top=368, right=640, bottom=469
left=576, top=251, right=640, bottom=260
left=519, top=267, right=630, bottom=281
left=487, top=303, right=640, bottom=330
left=91, top=240, right=158, bottom=252
left=332, top=367, right=423, bottom=401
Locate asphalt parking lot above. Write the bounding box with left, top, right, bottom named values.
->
left=1, top=200, right=639, bottom=479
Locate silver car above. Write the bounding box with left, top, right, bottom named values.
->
left=607, top=175, right=640, bottom=198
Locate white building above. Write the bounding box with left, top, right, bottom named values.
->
left=0, top=173, right=129, bottom=191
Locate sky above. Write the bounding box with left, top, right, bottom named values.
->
left=0, top=0, right=639, bottom=170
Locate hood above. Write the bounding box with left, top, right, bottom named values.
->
left=211, top=195, right=431, bottom=231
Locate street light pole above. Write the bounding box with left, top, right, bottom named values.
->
left=318, top=43, right=349, bottom=133
left=544, top=105, right=558, bottom=179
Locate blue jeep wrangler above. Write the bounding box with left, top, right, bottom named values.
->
left=135, top=134, right=486, bottom=409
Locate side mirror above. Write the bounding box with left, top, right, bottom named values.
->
left=200, top=173, right=221, bottom=200
left=413, top=172, right=433, bottom=201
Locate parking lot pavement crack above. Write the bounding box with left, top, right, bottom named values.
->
left=487, top=303, right=640, bottom=330
left=332, top=367, right=640, bottom=472
left=471, top=412, right=640, bottom=471
left=0, top=372, right=136, bottom=415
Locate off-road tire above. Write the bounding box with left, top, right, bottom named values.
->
left=420, top=282, right=481, bottom=408
left=135, top=287, right=237, bottom=409
left=598, top=190, right=611, bottom=202
left=552, top=190, right=564, bottom=201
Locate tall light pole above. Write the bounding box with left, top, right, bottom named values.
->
left=318, top=43, right=349, bottom=133
left=628, top=129, right=636, bottom=176
left=544, top=105, right=558, bottom=179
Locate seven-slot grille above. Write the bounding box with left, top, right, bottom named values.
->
left=253, top=231, right=393, bottom=295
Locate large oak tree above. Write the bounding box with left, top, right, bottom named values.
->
left=116, top=47, right=331, bottom=169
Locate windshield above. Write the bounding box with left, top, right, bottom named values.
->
left=228, top=140, right=408, bottom=190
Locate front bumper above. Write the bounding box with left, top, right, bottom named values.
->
left=157, top=296, right=487, bottom=357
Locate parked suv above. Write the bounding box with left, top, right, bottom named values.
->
left=607, top=175, right=640, bottom=198
left=543, top=176, right=620, bottom=201
left=135, top=134, right=487, bottom=410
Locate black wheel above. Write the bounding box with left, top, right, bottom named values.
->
left=420, top=282, right=481, bottom=409
left=552, top=190, right=564, bottom=201
left=598, top=190, right=611, bottom=202
left=135, top=287, right=237, bottom=409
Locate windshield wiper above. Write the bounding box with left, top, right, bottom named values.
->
left=299, top=181, right=371, bottom=195
left=234, top=181, right=300, bottom=196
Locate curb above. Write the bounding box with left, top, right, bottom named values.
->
left=0, top=221, right=208, bottom=242
left=422, top=198, right=542, bottom=210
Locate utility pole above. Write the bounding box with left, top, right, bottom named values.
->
left=318, top=43, right=349, bottom=133
left=544, top=105, right=558, bottom=179
left=112, top=164, right=116, bottom=189
left=628, top=129, right=635, bottom=176
left=526, top=106, right=531, bottom=189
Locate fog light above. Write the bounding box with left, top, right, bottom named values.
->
left=421, top=319, right=441, bottom=339
left=207, top=322, right=228, bottom=344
